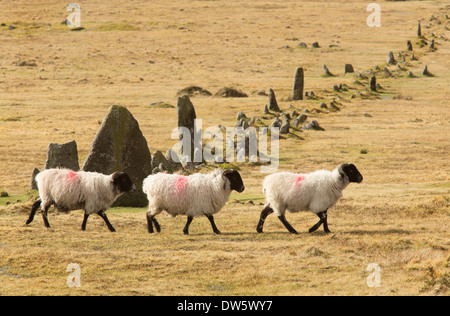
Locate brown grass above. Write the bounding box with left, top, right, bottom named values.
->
left=0, top=0, right=449, bottom=296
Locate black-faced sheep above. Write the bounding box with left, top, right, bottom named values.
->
left=26, top=169, right=135, bottom=231
left=143, top=169, right=245, bottom=235
left=257, top=163, right=363, bottom=234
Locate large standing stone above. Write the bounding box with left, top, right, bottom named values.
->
left=177, top=95, right=198, bottom=161
left=44, top=140, right=80, bottom=171
left=268, top=88, right=281, bottom=112
left=291, top=67, right=304, bottom=100
left=82, top=105, right=152, bottom=207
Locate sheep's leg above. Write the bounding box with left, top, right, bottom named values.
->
left=309, top=210, right=330, bottom=233
left=205, top=215, right=221, bottom=234
left=256, top=204, right=274, bottom=233
left=322, top=210, right=331, bottom=233
left=81, top=212, right=90, bottom=231
left=152, top=218, right=161, bottom=233
left=183, top=216, right=193, bottom=235
left=97, top=210, right=116, bottom=232
left=146, top=213, right=161, bottom=233
left=277, top=214, right=298, bottom=234
left=26, top=199, right=41, bottom=225
left=146, top=212, right=154, bottom=233
left=41, top=204, right=51, bottom=228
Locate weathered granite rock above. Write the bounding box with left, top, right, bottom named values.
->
left=44, top=140, right=80, bottom=171
left=82, top=105, right=152, bottom=207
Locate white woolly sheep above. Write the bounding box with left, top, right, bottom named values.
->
left=256, top=163, right=363, bottom=234
left=143, top=169, right=245, bottom=234
left=26, top=169, right=135, bottom=232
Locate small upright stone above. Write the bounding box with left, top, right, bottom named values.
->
left=387, top=51, right=396, bottom=65
left=263, top=104, right=269, bottom=114
left=429, top=39, right=435, bottom=50
left=369, top=76, right=377, bottom=91
left=291, top=67, right=304, bottom=100
left=177, top=95, right=198, bottom=161
left=322, top=64, right=333, bottom=76
left=268, top=88, right=281, bottom=112
left=422, top=65, right=432, bottom=76
left=344, top=64, right=354, bottom=73
left=279, top=121, right=290, bottom=134
left=417, top=21, right=422, bottom=37
left=236, top=111, right=246, bottom=121
left=407, top=40, right=413, bottom=51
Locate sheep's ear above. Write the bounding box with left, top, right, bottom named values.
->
left=111, top=172, right=121, bottom=182
left=221, top=169, right=233, bottom=190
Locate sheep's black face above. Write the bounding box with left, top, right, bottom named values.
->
left=340, top=163, right=363, bottom=183
left=112, top=172, right=136, bottom=193
left=223, top=169, right=245, bottom=193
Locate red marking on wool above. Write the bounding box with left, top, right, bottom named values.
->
left=66, top=171, right=79, bottom=184
left=175, top=176, right=189, bottom=195
left=294, top=175, right=305, bottom=186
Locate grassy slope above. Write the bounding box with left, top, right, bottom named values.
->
left=0, top=0, right=449, bottom=295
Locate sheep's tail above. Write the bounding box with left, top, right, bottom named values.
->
left=26, top=198, right=41, bottom=225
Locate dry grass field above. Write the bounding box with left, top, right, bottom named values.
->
left=0, top=0, right=449, bottom=296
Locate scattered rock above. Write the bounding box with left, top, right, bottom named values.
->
left=301, top=120, right=322, bottom=130
left=384, top=67, right=392, bottom=78
left=177, top=86, right=212, bottom=97
left=311, top=42, right=320, bottom=48
left=320, top=102, right=327, bottom=109
left=297, top=42, right=307, bottom=48
left=151, top=150, right=172, bottom=173
left=215, top=87, right=248, bottom=98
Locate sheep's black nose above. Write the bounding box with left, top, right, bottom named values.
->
left=239, top=186, right=245, bottom=192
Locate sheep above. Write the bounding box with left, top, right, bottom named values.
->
left=26, top=169, right=135, bottom=232
left=143, top=169, right=245, bottom=235
left=256, top=163, right=363, bottom=234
